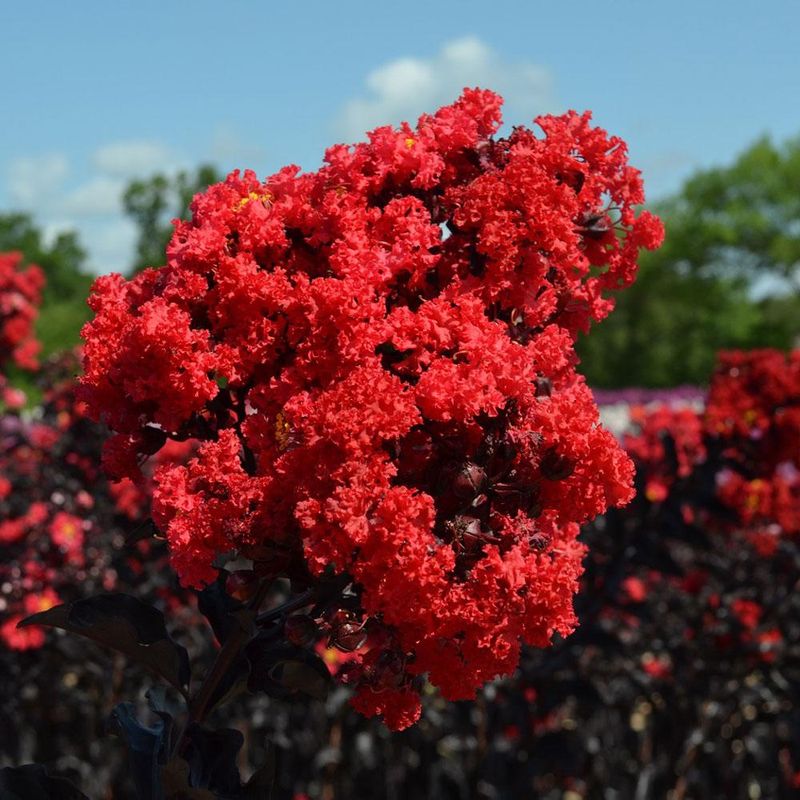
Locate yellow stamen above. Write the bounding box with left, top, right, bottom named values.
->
left=275, top=412, right=291, bottom=451
left=235, top=191, right=273, bottom=211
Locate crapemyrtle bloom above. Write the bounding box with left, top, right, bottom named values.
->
left=79, top=89, right=663, bottom=728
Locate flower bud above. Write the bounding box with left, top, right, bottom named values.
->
left=453, top=462, right=487, bottom=498
left=534, top=377, right=553, bottom=398
left=332, top=620, right=369, bottom=652
left=446, top=515, right=483, bottom=542
left=528, top=531, right=551, bottom=551
left=284, top=614, right=318, bottom=646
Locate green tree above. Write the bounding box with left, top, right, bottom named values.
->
left=0, top=213, right=91, bottom=303
left=123, top=164, right=221, bottom=273
left=0, top=213, right=94, bottom=356
left=578, top=255, right=762, bottom=387
left=657, top=135, right=800, bottom=288
left=579, top=135, right=800, bottom=388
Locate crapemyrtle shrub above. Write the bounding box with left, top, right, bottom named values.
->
left=78, top=88, right=663, bottom=730
left=705, top=349, right=800, bottom=547
left=306, top=347, right=798, bottom=800
left=5, top=100, right=798, bottom=798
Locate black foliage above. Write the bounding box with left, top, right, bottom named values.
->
left=8, top=578, right=322, bottom=799
left=10, top=510, right=800, bottom=799
left=246, top=637, right=331, bottom=701
left=109, top=705, right=276, bottom=800
left=0, top=764, right=89, bottom=800
left=20, top=593, right=191, bottom=694
left=181, top=725, right=246, bottom=797
left=159, top=732, right=275, bottom=800
left=108, top=702, right=172, bottom=800
left=198, top=576, right=247, bottom=646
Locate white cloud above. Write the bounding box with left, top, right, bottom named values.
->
left=92, top=140, right=174, bottom=177
left=85, top=217, right=139, bottom=273
left=61, top=175, right=126, bottom=217
left=336, top=36, right=555, bottom=141
left=2, top=138, right=183, bottom=274
left=7, top=153, right=69, bottom=209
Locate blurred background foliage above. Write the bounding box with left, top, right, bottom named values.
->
left=2, top=137, right=799, bottom=388
left=579, top=133, right=800, bottom=386
left=0, top=213, right=93, bottom=357
left=122, top=163, right=221, bottom=274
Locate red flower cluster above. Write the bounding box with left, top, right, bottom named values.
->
left=706, top=349, right=800, bottom=451
left=0, top=360, right=114, bottom=649
left=1, top=586, right=60, bottom=650
left=109, top=438, right=198, bottom=522
left=625, top=349, right=800, bottom=550
left=707, top=350, right=800, bottom=546
left=0, top=351, right=193, bottom=651
left=0, top=251, right=43, bottom=372
left=625, top=405, right=705, bottom=503
left=79, top=89, right=662, bottom=728
left=589, top=349, right=799, bottom=718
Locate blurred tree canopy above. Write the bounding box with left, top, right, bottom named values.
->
left=123, top=164, right=221, bottom=273
left=579, top=135, right=800, bottom=387
left=655, top=135, right=800, bottom=286
left=0, top=165, right=221, bottom=364
left=0, top=213, right=94, bottom=356
left=0, top=213, right=91, bottom=303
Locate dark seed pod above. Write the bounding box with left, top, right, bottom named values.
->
left=534, top=376, right=553, bottom=398
left=453, top=462, right=487, bottom=498
left=577, top=210, right=611, bottom=239
left=332, top=621, right=369, bottom=652
left=471, top=493, right=488, bottom=508
left=529, top=531, right=551, bottom=551
left=445, top=515, right=484, bottom=546
left=284, top=614, right=319, bottom=647
left=541, top=447, right=576, bottom=481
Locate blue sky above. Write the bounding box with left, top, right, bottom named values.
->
left=2, top=0, right=799, bottom=273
